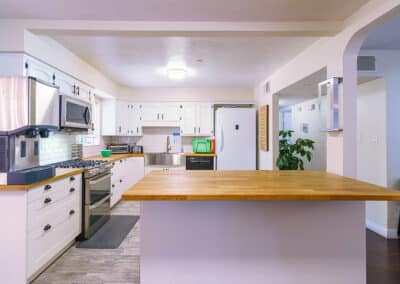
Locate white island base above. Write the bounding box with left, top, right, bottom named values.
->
left=141, top=201, right=366, bottom=284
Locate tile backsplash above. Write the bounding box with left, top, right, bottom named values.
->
left=109, top=127, right=209, bottom=153
left=39, top=132, right=75, bottom=165
left=38, top=127, right=210, bottom=166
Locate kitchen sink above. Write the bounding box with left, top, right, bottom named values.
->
left=145, top=152, right=186, bottom=167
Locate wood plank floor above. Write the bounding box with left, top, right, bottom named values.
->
left=32, top=201, right=141, bottom=284
left=367, top=229, right=400, bottom=284
left=33, top=202, right=400, bottom=284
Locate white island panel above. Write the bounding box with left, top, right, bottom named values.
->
left=141, top=201, right=366, bottom=284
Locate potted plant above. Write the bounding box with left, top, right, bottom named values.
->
left=276, top=130, right=315, bottom=170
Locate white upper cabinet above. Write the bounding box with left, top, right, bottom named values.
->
left=102, top=100, right=142, bottom=136
left=140, top=103, right=183, bottom=126
left=55, top=71, right=76, bottom=96
left=181, top=103, right=197, bottom=135
left=197, top=103, right=214, bottom=136
left=24, top=57, right=56, bottom=85
left=181, top=103, right=214, bottom=136
left=55, top=72, right=92, bottom=103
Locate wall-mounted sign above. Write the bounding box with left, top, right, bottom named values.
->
left=259, top=105, right=269, bottom=151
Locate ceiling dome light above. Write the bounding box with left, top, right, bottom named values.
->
left=167, top=68, right=187, bottom=80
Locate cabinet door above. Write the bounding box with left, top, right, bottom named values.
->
left=101, top=99, right=117, bottom=136
left=116, top=101, right=129, bottom=136
left=181, top=103, right=197, bottom=136
left=25, top=57, right=55, bottom=85
left=76, top=82, right=92, bottom=103
left=140, top=103, right=161, bottom=122
left=130, top=104, right=142, bottom=136
left=55, top=72, right=76, bottom=97
left=197, top=103, right=214, bottom=136
left=161, top=103, right=182, bottom=122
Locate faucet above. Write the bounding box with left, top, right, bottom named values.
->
left=166, top=136, right=172, bottom=153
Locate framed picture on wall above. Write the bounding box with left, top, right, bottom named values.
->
left=259, top=105, right=269, bottom=151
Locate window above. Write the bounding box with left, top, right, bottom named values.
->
left=77, top=97, right=101, bottom=146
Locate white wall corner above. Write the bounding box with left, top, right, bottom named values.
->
left=366, top=219, right=399, bottom=239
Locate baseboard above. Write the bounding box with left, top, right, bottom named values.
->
left=366, top=219, right=399, bottom=239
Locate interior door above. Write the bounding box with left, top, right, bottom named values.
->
left=216, top=108, right=256, bottom=170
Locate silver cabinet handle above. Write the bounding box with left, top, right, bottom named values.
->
left=89, top=173, right=111, bottom=185
left=162, top=113, right=164, bottom=120
left=157, top=113, right=160, bottom=120
left=89, top=194, right=111, bottom=210
left=194, top=127, right=196, bottom=133
left=198, top=127, right=200, bottom=133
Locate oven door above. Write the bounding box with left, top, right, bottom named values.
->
left=83, top=172, right=111, bottom=239
left=60, top=95, right=91, bottom=129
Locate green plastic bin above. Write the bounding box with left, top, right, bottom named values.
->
left=192, top=139, right=211, bottom=153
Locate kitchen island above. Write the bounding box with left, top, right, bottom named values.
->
left=122, top=171, right=400, bottom=284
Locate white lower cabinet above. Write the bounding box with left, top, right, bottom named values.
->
left=145, top=166, right=186, bottom=175
left=111, top=157, right=145, bottom=207
left=27, top=174, right=82, bottom=280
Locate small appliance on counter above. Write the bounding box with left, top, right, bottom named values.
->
left=107, top=143, right=143, bottom=154
left=107, top=144, right=130, bottom=154
left=0, top=76, right=60, bottom=185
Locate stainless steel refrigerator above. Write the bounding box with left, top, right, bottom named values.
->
left=215, top=108, right=256, bottom=170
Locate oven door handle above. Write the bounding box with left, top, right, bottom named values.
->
left=88, top=173, right=112, bottom=185
left=89, top=194, right=111, bottom=210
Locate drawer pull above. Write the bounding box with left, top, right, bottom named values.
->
left=43, top=224, right=52, bottom=231
left=70, top=176, right=76, bottom=181
left=112, top=184, right=115, bottom=188
left=69, top=187, right=76, bottom=193
left=44, top=197, right=52, bottom=204
left=44, top=184, right=52, bottom=191
left=120, top=179, right=123, bottom=183
left=69, top=210, right=75, bottom=216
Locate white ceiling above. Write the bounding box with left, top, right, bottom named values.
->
left=45, top=35, right=318, bottom=88
left=278, top=68, right=327, bottom=107
left=0, top=0, right=368, bottom=21
left=362, top=16, right=400, bottom=49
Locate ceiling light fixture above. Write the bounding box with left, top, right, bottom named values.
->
left=167, top=68, right=187, bottom=80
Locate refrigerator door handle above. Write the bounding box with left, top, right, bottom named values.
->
left=220, top=126, right=224, bottom=152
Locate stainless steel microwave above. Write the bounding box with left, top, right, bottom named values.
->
left=60, top=95, right=92, bottom=130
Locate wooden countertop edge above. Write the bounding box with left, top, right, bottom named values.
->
left=185, top=153, right=216, bottom=157
left=121, top=194, right=400, bottom=201
left=0, top=169, right=85, bottom=191
left=85, top=153, right=145, bottom=162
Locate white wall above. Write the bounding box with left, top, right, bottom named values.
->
left=357, top=78, right=390, bottom=236
left=254, top=0, right=400, bottom=176
left=284, top=97, right=327, bottom=171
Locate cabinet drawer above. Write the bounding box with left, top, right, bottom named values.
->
left=28, top=174, right=81, bottom=204
left=28, top=192, right=81, bottom=233
left=27, top=182, right=81, bottom=222
left=27, top=197, right=81, bottom=277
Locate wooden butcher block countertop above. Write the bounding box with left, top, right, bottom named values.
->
left=85, top=153, right=144, bottom=163
left=185, top=153, right=216, bottom=157
left=0, top=168, right=84, bottom=191
left=122, top=170, right=400, bottom=201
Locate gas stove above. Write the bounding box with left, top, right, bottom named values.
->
left=55, top=159, right=113, bottom=178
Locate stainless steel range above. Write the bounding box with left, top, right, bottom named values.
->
left=56, top=159, right=113, bottom=239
